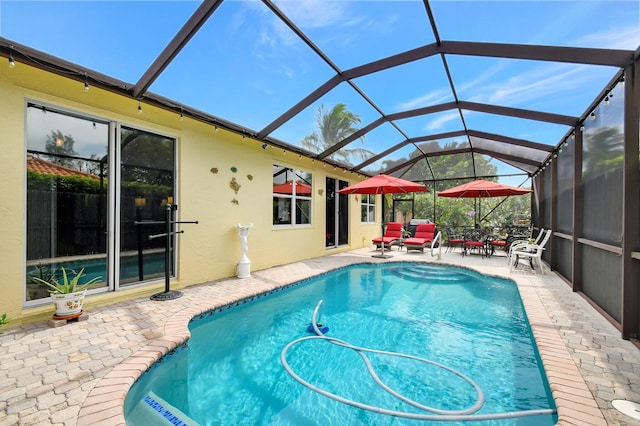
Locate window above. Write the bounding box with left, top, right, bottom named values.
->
left=26, top=105, right=110, bottom=301
left=361, top=194, right=376, bottom=223
left=273, top=165, right=312, bottom=225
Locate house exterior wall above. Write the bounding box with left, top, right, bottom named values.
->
left=0, top=62, right=380, bottom=326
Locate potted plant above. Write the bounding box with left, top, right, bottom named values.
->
left=31, top=267, right=100, bottom=318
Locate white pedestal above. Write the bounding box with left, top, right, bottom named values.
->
left=238, top=260, right=251, bottom=279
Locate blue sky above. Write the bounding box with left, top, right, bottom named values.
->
left=2, top=0, right=639, bottom=185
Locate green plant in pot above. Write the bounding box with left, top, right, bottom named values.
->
left=31, top=267, right=101, bottom=318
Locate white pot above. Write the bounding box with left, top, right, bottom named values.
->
left=50, top=290, right=86, bottom=317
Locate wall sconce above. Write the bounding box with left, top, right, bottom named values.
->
left=262, top=143, right=268, bottom=150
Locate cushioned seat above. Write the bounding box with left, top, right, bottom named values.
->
left=403, top=223, right=437, bottom=252
left=462, top=230, right=486, bottom=257
left=445, top=227, right=464, bottom=253
left=372, top=222, right=404, bottom=250
left=486, top=236, right=507, bottom=256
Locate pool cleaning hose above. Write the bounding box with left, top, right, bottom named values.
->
left=280, top=300, right=557, bottom=422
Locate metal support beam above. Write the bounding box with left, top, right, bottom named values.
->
left=440, top=41, right=634, bottom=67
left=132, top=0, right=224, bottom=98
left=550, top=149, right=557, bottom=273
left=573, top=128, right=584, bottom=293
left=621, top=60, right=640, bottom=340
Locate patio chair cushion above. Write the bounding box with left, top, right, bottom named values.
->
left=372, top=222, right=404, bottom=246
left=403, top=224, right=437, bottom=252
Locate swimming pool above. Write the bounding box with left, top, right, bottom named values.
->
left=124, top=263, right=557, bottom=425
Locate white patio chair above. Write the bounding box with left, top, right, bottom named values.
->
left=509, top=229, right=552, bottom=274
left=507, top=228, right=545, bottom=265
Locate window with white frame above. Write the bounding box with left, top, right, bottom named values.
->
left=272, top=165, right=312, bottom=225
left=361, top=194, right=376, bottom=223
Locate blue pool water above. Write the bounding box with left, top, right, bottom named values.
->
left=124, top=263, right=557, bottom=425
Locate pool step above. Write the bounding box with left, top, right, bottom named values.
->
left=47, top=311, right=89, bottom=328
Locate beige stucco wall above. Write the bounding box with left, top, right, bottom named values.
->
left=0, top=61, right=380, bottom=327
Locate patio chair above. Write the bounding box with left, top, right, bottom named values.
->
left=403, top=223, right=437, bottom=253
left=485, top=234, right=508, bottom=257
left=445, top=227, right=465, bottom=253
left=462, top=229, right=486, bottom=257
left=372, top=222, right=404, bottom=251
left=507, top=228, right=545, bottom=264
left=509, top=229, right=552, bottom=274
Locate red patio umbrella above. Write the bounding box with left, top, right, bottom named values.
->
left=339, top=174, right=428, bottom=258
left=438, top=179, right=531, bottom=227
left=338, top=174, right=428, bottom=195
left=437, top=179, right=532, bottom=198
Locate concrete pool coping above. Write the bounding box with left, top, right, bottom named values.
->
left=1, top=248, right=638, bottom=425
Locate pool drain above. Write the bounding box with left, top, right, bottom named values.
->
left=612, top=399, right=640, bottom=421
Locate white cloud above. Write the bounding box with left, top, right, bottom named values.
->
left=272, top=0, right=349, bottom=29
left=461, top=61, right=595, bottom=108
left=397, top=88, right=452, bottom=110
left=571, top=25, right=640, bottom=50
left=424, top=111, right=460, bottom=132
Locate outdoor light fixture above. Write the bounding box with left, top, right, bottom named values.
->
left=261, top=143, right=268, bottom=150
left=604, top=96, right=610, bottom=105
left=134, top=196, right=147, bottom=208
left=8, top=51, right=15, bottom=68
left=84, top=74, right=89, bottom=92
left=590, top=112, right=596, bottom=120
left=580, top=125, right=585, bottom=132
left=137, top=101, right=142, bottom=114
left=179, top=108, right=184, bottom=120
left=282, top=150, right=286, bottom=155
left=215, top=126, right=219, bottom=132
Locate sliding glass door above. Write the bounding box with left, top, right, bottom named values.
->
left=25, top=104, right=109, bottom=301
left=25, top=103, right=176, bottom=303
left=119, top=127, right=175, bottom=286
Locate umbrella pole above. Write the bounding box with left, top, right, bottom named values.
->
left=372, top=222, right=391, bottom=259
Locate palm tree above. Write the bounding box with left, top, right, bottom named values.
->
left=300, top=103, right=374, bottom=166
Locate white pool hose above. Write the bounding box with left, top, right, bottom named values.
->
left=280, top=300, right=556, bottom=422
